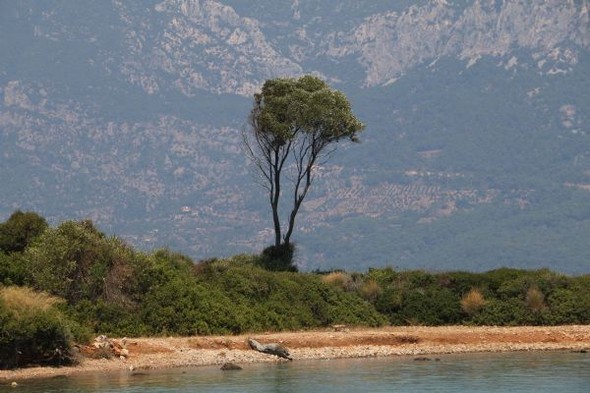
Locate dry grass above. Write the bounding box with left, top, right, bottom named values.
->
left=526, top=286, right=546, bottom=312
left=460, top=288, right=486, bottom=315
left=0, top=286, right=63, bottom=318
left=358, top=279, right=383, bottom=302
left=321, top=272, right=351, bottom=290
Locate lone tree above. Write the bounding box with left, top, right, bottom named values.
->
left=243, top=75, right=364, bottom=269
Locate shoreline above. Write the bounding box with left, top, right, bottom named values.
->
left=2, top=325, right=589, bottom=382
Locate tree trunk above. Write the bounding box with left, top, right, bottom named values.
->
left=272, top=149, right=282, bottom=247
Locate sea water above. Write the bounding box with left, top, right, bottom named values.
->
left=3, top=351, right=589, bottom=393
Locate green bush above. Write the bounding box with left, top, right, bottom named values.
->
left=3, top=212, right=589, bottom=343
left=280, top=276, right=385, bottom=327
left=0, top=286, right=78, bottom=369
left=374, top=286, right=404, bottom=316
left=134, top=248, right=195, bottom=297
left=483, top=268, right=530, bottom=293
left=404, top=270, right=437, bottom=287
left=69, top=300, right=144, bottom=337
left=364, top=267, right=398, bottom=286
left=546, top=284, right=590, bottom=324
left=444, top=271, right=491, bottom=296
left=370, top=270, right=463, bottom=325
left=196, top=257, right=385, bottom=332
left=391, top=287, right=462, bottom=325
left=470, top=298, right=529, bottom=325
left=139, top=276, right=251, bottom=335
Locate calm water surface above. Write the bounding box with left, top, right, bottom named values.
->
left=3, top=351, right=589, bottom=393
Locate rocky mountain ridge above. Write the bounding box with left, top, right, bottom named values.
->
left=1, top=0, right=589, bottom=272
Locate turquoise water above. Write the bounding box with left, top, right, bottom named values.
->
left=3, top=351, right=589, bottom=392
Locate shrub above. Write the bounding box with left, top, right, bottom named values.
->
left=494, top=269, right=567, bottom=302
left=471, top=298, right=519, bottom=325
left=69, top=300, right=144, bottom=337
left=484, top=268, right=529, bottom=293
left=461, top=288, right=487, bottom=316
left=0, top=286, right=78, bottom=369
left=374, top=287, right=404, bottom=315
left=134, top=248, right=194, bottom=297
left=364, top=267, right=398, bottom=286
left=470, top=298, right=544, bottom=325
left=139, top=276, right=253, bottom=335
left=285, top=276, right=385, bottom=327
left=195, top=258, right=386, bottom=332
left=545, top=284, right=590, bottom=325
left=404, top=270, right=436, bottom=287
left=392, top=287, right=462, bottom=325
left=444, top=271, right=490, bottom=296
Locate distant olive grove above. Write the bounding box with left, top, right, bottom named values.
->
left=1, top=211, right=589, bottom=369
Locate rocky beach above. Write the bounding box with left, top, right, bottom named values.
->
left=2, top=325, right=589, bottom=383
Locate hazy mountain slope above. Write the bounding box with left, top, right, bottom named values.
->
left=1, top=0, right=589, bottom=273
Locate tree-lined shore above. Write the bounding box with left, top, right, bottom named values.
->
left=1, top=211, right=589, bottom=370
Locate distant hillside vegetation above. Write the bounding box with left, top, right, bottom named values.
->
left=1, top=1, right=589, bottom=273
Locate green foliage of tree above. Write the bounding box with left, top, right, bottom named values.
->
left=0, top=210, right=47, bottom=254
left=64, top=248, right=212, bottom=337
left=257, top=243, right=298, bottom=272
left=243, top=75, right=364, bottom=269
left=0, top=252, right=31, bottom=286
left=23, top=220, right=138, bottom=305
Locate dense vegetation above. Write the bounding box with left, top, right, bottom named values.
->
left=1, top=211, right=589, bottom=369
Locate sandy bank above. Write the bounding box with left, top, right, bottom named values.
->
left=2, top=325, right=589, bottom=382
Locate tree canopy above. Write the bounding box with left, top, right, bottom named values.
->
left=0, top=210, right=47, bottom=254
left=243, top=75, right=364, bottom=268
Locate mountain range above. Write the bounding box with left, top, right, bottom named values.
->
left=1, top=0, right=589, bottom=273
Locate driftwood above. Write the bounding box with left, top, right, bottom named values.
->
left=248, top=338, right=293, bottom=360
